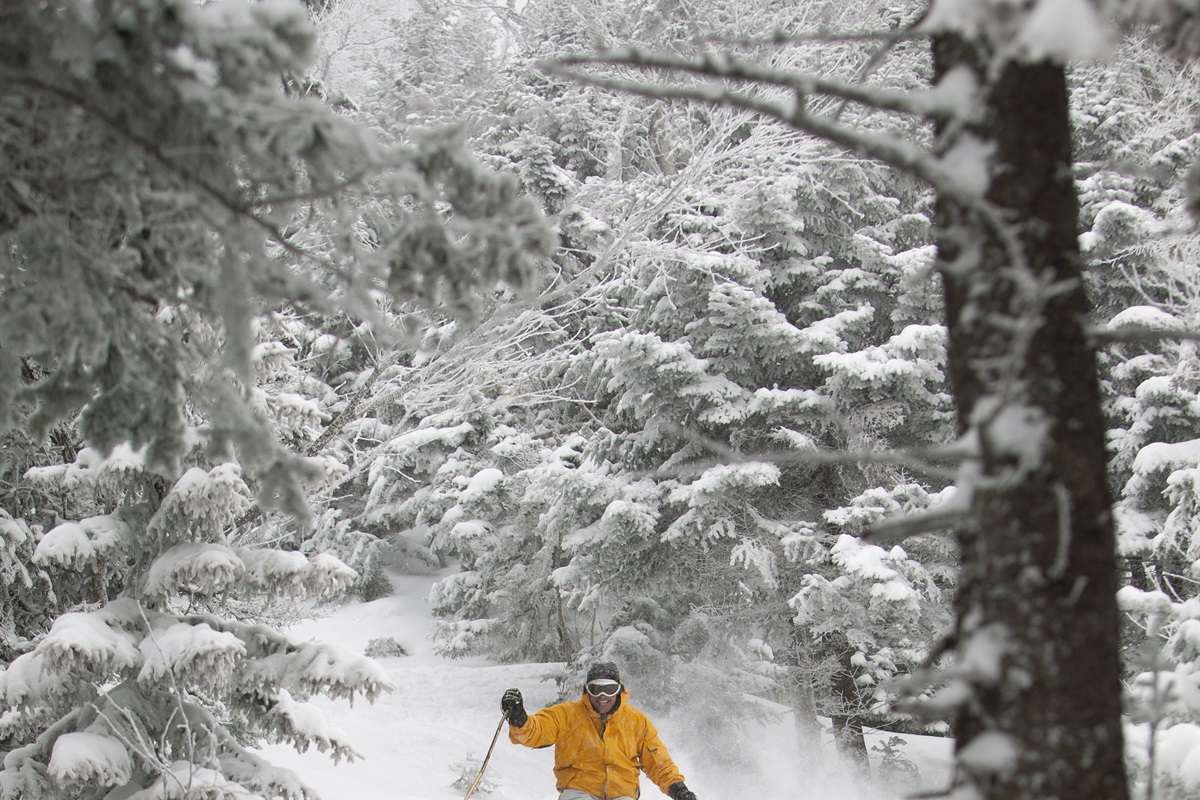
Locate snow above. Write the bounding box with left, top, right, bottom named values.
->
left=957, top=625, right=1008, bottom=687
left=173, top=466, right=212, bottom=497
left=956, top=731, right=1020, bottom=776
left=39, top=609, right=141, bottom=673
left=1014, top=0, right=1112, bottom=61
left=0, top=514, right=27, bottom=546
left=830, top=534, right=899, bottom=581
left=270, top=689, right=359, bottom=761
left=250, top=570, right=955, bottom=800
left=920, top=0, right=992, bottom=36
left=975, top=400, right=1050, bottom=474
left=137, top=621, right=245, bottom=686
left=26, top=567, right=1194, bottom=799
left=460, top=468, right=504, bottom=502
left=1107, top=305, right=1184, bottom=332
left=1129, top=439, right=1200, bottom=475
left=1117, top=585, right=1175, bottom=616
left=34, top=514, right=129, bottom=570
left=238, top=549, right=358, bottom=599
left=134, top=761, right=263, bottom=800
left=48, top=731, right=132, bottom=787
left=915, top=65, right=979, bottom=117
left=1126, top=722, right=1200, bottom=789
left=1154, top=724, right=1200, bottom=788
left=937, top=134, right=993, bottom=197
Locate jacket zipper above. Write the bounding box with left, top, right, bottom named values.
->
left=599, top=712, right=609, bottom=800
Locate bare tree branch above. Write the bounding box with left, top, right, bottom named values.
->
left=550, top=49, right=952, bottom=120
left=544, top=53, right=1032, bottom=293
left=864, top=505, right=970, bottom=546
left=1087, top=324, right=1200, bottom=344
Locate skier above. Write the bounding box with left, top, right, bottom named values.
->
left=501, top=661, right=699, bottom=800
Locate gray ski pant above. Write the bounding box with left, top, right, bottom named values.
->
left=557, top=791, right=636, bottom=800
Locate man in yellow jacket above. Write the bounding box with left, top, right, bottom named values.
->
left=501, top=661, right=698, bottom=800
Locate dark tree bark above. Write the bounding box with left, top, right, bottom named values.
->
left=931, top=35, right=1129, bottom=800
left=785, top=627, right=826, bottom=775
left=829, top=645, right=870, bottom=777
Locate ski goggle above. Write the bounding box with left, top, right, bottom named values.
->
left=586, top=680, right=621, bottom=697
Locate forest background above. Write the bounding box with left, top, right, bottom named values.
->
left=1, top=1, right=1198, bottom=800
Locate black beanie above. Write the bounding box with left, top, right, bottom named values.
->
left=586, top=660, right=621, bottom=683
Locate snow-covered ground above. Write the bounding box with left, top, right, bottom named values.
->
left=256, top=569, right=954, bottom=800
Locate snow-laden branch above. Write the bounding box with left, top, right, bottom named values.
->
left=549, top=48, right=965, bottom=121
left=654, top=420, right=971, bottom=482
left=1087, top=326, right=1200, bottom=345
left=542, top=51, right=1029, bottom=279
left=0, top=68, right=365, bottom=267
left=542, top=59, right=959, bottom=192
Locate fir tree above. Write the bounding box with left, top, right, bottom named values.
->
left=0, top=1, right=554, bottom=796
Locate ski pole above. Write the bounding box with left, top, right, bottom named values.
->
left=463, top=709, right=509, bottom=800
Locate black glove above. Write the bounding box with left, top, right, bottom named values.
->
left=668, top=782, right=697, bottom=800
left=501, top=688, right=527, bottom=727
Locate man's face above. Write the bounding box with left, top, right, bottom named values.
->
left=587, top=679, right=620, bottom=714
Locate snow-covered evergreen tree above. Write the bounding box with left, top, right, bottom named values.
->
left=3, top=442, right=391, bottom=799
left=0, top=0, right=554, bottom=797
left=541, top=1, right=1200, bottom=798
left=342, top=3, right=958, bottom=773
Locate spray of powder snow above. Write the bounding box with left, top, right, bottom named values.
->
left=653, top=702, right=952, bottom=800
left=252, top=570, right=953, bottom=800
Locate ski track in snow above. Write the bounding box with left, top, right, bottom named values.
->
left=256, top=569, right=953, bottom=800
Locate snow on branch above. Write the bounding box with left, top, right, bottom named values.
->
left=46, top=730, right=132, bottom=789
left=238, top=644, right=393, bottom=707
left=36, top=603, right=142, bottom=679
left=136, top=620, right=245, bottom=690
left=1089, top=303, right=1200, bottom=344
left=0, top=649, right=79, bottom=720
left=235, top=548, right=357, bottom=600
left=656, top=420, right=967, bottom=481
left=130, top=760, right=261, bottom=800
left=33, top=514, right=130, bottom=570
left=918, top=0, right=1111, bottom=63
left=189, top=613, right=393, bottom=705
left=697, top=25, right=924, bottom=50
left=147, top=465, right=254, bottom=545
left=143, top=543, right=356, bottom=602
left=22, top=444, right=145, bottom=496
left=865, top=504, right=971, bottom=546
left=544, top=49, right=1029, bottom=275
left=218, top=749, right=318, bottom=800
left=544, top=51, right=982, bottom=201
left=265, top=689, right=361, bottom=763
left=143, top=543, right=245, bottom=600
left=664, top=462, right=782, bottom=544
left=551, top=48, right=968, bottom=120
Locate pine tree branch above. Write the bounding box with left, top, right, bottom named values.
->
left=864, top=506, right=971, bottom=546
left=543, top=53, right=1030, bottom=276
left=698, top=28, right=925, bottom=49
left=1087, top=325, right=1200, bottom=344
left=0, top=67, right=356, bottom=269
left=655, top=422, right=969, bottom=481
left=549, top=49, right=950, bottom=120
left=231, top=351, right=401, bottom=530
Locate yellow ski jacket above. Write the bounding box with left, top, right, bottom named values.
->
left=508, top=688, right=685, bottom=799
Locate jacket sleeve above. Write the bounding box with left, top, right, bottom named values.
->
left=639, top=715, right=685, bottom=794
left=508, top=702, right=564, bottom=749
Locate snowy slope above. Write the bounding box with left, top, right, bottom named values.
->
left=256, top=569, right=954, bottom=800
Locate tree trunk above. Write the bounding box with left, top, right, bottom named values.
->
left=932, top=36, right=1129, bottom=800
left=786, top=627, right=826, bottom=775
left=789, top=679, right=825, bottom=774
left=830, top=646, right=869, bottom=777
